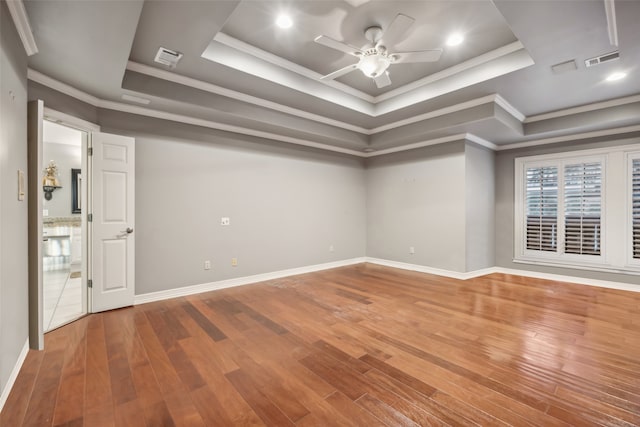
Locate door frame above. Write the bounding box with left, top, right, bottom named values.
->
left=28, top=104, right=99, bottom=349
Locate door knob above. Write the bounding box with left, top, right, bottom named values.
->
left=126, top=227, right=134, bottom=234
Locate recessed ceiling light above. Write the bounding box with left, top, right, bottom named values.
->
left=606, top=71, right=627, bottom=82
left=446, top=33, right=464, bottom=47
left=276, top=14, right=293, bottom=29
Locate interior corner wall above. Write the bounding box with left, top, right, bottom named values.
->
left=465, top=142, right=495, bottom=271
left=495, top=134, right=640, bottom=285
left=0, top=0, right=29, bottom=402
left=365, top=142, right=467, bottom=272
left=97, top=110, right=367, bottom=295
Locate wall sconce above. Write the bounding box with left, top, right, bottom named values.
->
left=42, top=160, right=62, bottom=200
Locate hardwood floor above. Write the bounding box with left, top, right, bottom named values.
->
left=2, top=263, right=640, bottom=426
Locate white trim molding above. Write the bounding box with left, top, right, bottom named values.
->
left=6, top=0, right=38, bottom=56
left=43, top=107, right=100, bottom=132
left=364, top=258, right=640, bottom=293
left=604, top=0, right=619, bottom=47
left=134, top=258, right=366, bottom=305
left=27, top=69, right=640, bottom=157
left=365, top=258, right=496, bottom=280
left=492, top=267, right=639, bottom=293
left=133, top=256, right=638, bottom=308
left=0, top=338, right=29, bottom=413
left=524, top=94, right=640, bottom=123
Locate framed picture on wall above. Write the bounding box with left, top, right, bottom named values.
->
left=71, top=168, right=81, bottom=214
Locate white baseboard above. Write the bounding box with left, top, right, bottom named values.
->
left=365, top=257, right=639, bottom=293
left=134, top=257, right=366, bottom=305
left=364, top=257, right=496, bottom=280
left=491, top=266, right=640, bottom=293
left=0, top=338, right=29, bottom=413
left=134, top=255, right=639, bottom=306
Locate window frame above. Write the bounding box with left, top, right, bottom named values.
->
left=514, top=143, right=640, bottom=275
left=626, top=151, right=640, bottom=268
left=516, top=154, right=607, bottom=267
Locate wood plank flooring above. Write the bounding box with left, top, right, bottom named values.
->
left=2, top=263, right=640, bottom=426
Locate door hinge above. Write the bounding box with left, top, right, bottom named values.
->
left=88, top=213, right=93, bottom=222
left=88, top=147, right=93, bottom=156
left=87, top=279, right=93, bottom=288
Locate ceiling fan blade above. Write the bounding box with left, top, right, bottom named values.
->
left=314, top=35, right=363, bottom=57
left=393, top=49, right=443, bottom=63
left=374, top=71, right=391, bottom=88
left=379, top=13, right=415, bottom=47
left=321, top=63, right=359, bottom=80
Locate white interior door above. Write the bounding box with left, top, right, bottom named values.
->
left=90, top=132, right=135, bottom=312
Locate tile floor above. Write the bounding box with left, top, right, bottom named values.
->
left=43, top=268, right=84, bottom=332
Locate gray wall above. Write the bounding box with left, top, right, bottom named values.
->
left=0, top=0, right=29, bottom=403
left=365, top=142, right=468, bottom=272
left=98, top=111, right=367, bottom=295
left=42, top=142, right=81, bottom=218
left=465, top=142, right=495, bottom=271
left=495, top=134, right=640, bottom=285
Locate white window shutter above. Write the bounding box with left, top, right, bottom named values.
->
left=564, top=162, right=602, bottom=255
left=632, top=159, right=640, bottom=259
left=525, top=166, right=558, bottom=252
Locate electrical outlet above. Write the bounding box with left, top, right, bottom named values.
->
left=204, top=260, right=211, bottom=270
left=329, top=244, right=334, bottom=252
left=409, top=246, right=415, bottom=254
left=231, top=257, right=238, bottom=267
left=221, top=217, right=230, bottom=226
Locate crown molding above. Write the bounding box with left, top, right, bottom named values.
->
left=6, top=0, right=38, bottom=56
left=493, top=124, right=640, bottom=151
left=214, top=32, right=375, bottom=103
left=524, top=93, right=640, bottom=123
left=207, top=34, right=532, bottom=118
left=370, top=94, right=499, bottom=134
left=494, top=94, right=526, bottom=122
left=99, top=99, right=368, bottom=157
left=28, top=68, right=100, bottom=106
left=125, top=63, right=525, bottom=138
left=365, top=134, right=469, bottom=157
left=126, top=61, right=370, bottom=134
left=28, top=69, right=639, bottom=157
left=465, top=134, right=499, bottom=151
left=374, top=42, right=527, bottom=104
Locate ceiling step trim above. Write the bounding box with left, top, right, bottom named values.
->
left=28, top=68, right=100, bottom=106
left=28, top=69, right=638, bottom=156
left=125, top=62, right=527, bottom=137
left=6, top=0, right=38, bottom=56
left=374, top=42, right=527, bottom=104
left=493, top=124, right=640, bottom=151
left=524, top=94, right=640, bottom=123
left=214, top=32, right=375, bottom=103
left=126, top=61, right=370, bottom=134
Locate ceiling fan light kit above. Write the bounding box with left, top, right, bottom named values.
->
left=315, top=13, right=444, bottom=88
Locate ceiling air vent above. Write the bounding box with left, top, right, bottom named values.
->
left=585, top=50, right=619, bottom=67
left=551, top=60, right=577, bottom=74
left=154, top=47, right=183, bottom=68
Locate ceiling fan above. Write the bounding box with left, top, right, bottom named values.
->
left=314, top=13, right=443, bottom=89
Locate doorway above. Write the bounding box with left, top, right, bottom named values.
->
left=41, top=120, right=87, bottom=331
left=28, top=102, right=136, bottom=350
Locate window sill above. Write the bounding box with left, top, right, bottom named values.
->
left=513, top=257, right=640, bottom=276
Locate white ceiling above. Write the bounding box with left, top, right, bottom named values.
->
left=21, top=0, right=640, bottom=155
